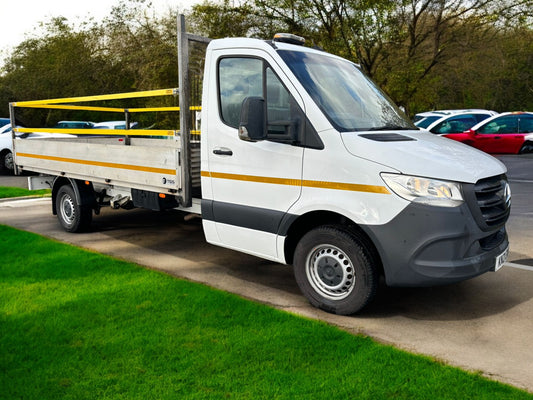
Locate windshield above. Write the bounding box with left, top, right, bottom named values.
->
left=278, top=50, right=414, bottom=132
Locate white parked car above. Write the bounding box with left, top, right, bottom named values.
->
left=414, top=109, right=497, bottom=133
left=0, top=124, right=17, bottom=174
left=54, top=121, right=94, bottom=129
left=0, top=124, right=74, bottom=174
left=93, top=121, right=138, bottom=129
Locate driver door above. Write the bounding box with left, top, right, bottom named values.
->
left=203, top=50, right=304, bottom=260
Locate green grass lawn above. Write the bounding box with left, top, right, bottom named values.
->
left=1, top=224, right=532, bottom=399
left=0, top=185, right=50, bottom=199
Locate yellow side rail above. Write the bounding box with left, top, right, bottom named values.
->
left=14, top=127, right=176, bottom=137
left=12, top=88, right=179, bottom=107
left=11, top=88, right=201, bottom=137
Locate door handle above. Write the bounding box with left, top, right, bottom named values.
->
left=213, top=148, right=233, bottom=156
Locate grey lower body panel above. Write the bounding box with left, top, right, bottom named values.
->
left=202, top=198, right=508, bottom=287
left=361, top=202, right=508, bottom=287
left=201, top=199, right=298, bottom=235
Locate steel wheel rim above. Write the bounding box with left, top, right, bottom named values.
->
left=306, top=244, right=355, bottom=300
left=59, top=193, right=76, bottom=226
left=5, top=152, right=13, bottom=170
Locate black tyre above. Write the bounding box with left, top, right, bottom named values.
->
left=519, top=141, right=533, bottom=154
left=56, top=185, right=92, bottom=232
left=293, top=226, right=379, bottom=315
left=0, top=150, right=13, bottom=175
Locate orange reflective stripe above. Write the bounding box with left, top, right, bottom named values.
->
left=17, top=153, right=175, bottom=175
left=201, top=171, right=390, bottom=194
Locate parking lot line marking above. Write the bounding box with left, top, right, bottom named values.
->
left=505, top=262, right=533, bottom=272
left=508, top=179, right=533, bottom=184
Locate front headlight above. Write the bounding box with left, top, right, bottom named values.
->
left=381, top=173, right=464, bottom=207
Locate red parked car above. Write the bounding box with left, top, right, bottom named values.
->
left=443, top=112, right=533, bottom=154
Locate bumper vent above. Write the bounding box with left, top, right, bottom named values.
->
left=473, top=175, right=511, bottom=228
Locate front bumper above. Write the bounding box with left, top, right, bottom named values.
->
left=362, top=201, right=509, bottom=287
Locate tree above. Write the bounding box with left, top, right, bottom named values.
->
left=0, top=17, right=117, bottom=125
left=0, top=0, right=184, bottom=128
left=189, top=0, right=533, bottom=114
left=188, top=0, right=262, bottom=38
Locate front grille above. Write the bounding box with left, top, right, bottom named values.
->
left=474, top=175, right=511, bottom=228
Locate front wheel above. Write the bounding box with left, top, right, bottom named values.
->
left=0, top=150, right=13, bottom=175
left=56, top=185, right=92, bottom=232
left=293, top=226, right=379, bottom=315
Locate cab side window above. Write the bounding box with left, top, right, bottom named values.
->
left=266, top=67, right=291, bottom=135
left=217, top=56, right=323, bottom=149
left=219, top=58, right=263, bottom=128
left=218, top=58, right=291, bottom=131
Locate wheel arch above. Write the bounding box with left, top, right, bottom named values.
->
left=51, top=177, right=95, bottom=215
left=283, top=210, right=383, bottom=275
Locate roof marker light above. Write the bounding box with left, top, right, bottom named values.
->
left=273, top=33, right=305, bottom=46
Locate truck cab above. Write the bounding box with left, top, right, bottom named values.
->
left=200, top=36, right=510, bottom=314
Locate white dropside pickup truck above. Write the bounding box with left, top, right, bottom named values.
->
left=10, top=17, right=510, bottom=314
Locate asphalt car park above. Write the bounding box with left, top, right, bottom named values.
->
left=1, top=154, right=533, bottom=392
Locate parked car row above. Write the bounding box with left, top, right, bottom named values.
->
left=413, top=109, right=498, bottom=130
left=53, top=120, right=140, bottom=130
left=414, top=110, right=533, bottom=154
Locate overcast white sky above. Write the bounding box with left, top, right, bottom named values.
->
left=0, top=0, right=199, bottom=54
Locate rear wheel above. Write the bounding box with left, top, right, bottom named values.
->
left=519, top=141, right=533, bottom=154
left=293, top=226, right=379, bottom=315
left=56, top=185, right=92, bottom=232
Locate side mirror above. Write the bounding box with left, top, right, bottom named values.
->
left=239, top=97, right=266, bottom=142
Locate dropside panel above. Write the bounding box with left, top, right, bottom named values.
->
left=15, top=137, right=183, bottom=194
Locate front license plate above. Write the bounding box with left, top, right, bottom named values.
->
left=493, top=246, right=509, bottom=272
